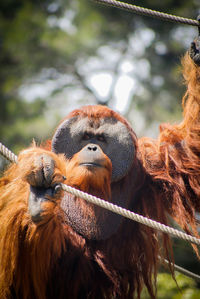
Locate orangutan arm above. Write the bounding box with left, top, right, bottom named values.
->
left=0, top=147, right=67, bottom=220
left=138, top=42, right=200, bottom=236
left=0, top=147, right=68, bottom=298
left=181, top=40, right=200, bottom=136
left=1, top=147, right=66, bottom=185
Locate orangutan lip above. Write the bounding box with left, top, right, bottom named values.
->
left=79, top=162, right=102, bottom=168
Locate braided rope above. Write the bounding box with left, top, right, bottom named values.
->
left=61, top=183, right=200, bottom=246
left=93, top=0, right=199, bottom=27
left=0, top=142, right=18, bottom=164
left=1, top=142, right=200, bottom=280
left=0, top=141, right=200, bottom=246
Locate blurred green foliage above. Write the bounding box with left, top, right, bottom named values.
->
left=142, top=272, right=200, bottom=298
left=0, top=0, right=199, bottom=153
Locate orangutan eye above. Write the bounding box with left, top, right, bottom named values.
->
left=82, top=133, right=91, bottom=140
left=97, top=135, right=105, bottom=142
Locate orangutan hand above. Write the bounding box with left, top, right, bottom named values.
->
left=189, top=38, right=200, bottom=66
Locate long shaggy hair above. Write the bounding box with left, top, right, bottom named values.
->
left=139, top=53, right=200, bottom=251
left=0, top=53, right=199, bottom=299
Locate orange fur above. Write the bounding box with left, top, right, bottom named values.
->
left=65, top=150, right=112, bottom=200
left=0, top=147, right=68, bottom=299
left=0, top=145, right=113, bottom=299
left=139, top=53, right=200, bottom=252
left=0, top=53, right=200, bottom=298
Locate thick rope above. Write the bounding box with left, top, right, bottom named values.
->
left=1, top=141, right=200, bottom=246
left=93, top=0, right=199, bottom=27
left=1, top=142, right=200, bottom=281
left=61, top=183, right=200, bottom=246
left=0, top=142, right=18, bottom=164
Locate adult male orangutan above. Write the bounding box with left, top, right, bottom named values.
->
left=0, top=41, right=200, bottom=299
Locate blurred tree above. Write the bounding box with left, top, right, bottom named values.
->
left=0, top=0, right=200, bottom=294
left=0, top=0, right=57, bottom=151
left=0, top=0, right=199, bottom=151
